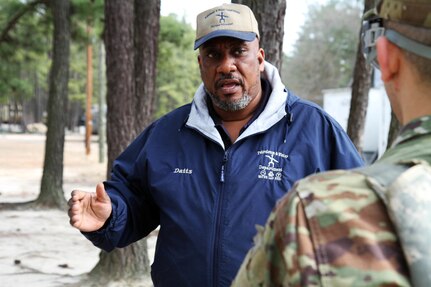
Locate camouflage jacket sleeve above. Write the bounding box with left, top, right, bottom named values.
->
left=232, top=170, right=411, bottom=287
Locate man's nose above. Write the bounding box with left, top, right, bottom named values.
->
left=217, top=54, right=237, bottom=74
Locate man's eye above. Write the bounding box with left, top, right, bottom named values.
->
left=207, top=52, right=218, bottom=59
left=234, top=48, right=246, bottom=56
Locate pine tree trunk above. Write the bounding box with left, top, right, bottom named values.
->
left=346, top=0, right=374, bottom=156
left=37, top=0, right=70, bottom=209
left=87, top=0, right=160, bottom=283
left=90, top=240, right=150, bottom=281
left=105, top=0, right=135, bottom=174
left=134, top=0, right=159, bottom=131
left=231, top=0, right=286, bottom=70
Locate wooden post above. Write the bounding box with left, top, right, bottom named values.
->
left=98, top=41, right=106, bottom=163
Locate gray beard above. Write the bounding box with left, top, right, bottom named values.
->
left=205, top=88, right=252, bottom=112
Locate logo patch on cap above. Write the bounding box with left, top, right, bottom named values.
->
left=194, top=3, right=259, bottom=50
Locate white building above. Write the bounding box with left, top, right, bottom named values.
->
left=322, top=72, right=392, bottom=164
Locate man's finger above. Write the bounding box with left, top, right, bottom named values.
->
left=96, top=183, right=110, bottom=202
left=68, top=206, right=80, bottom=228
left=67, top=197, right=75, bottom=207
left=69, top=216, right=81, bottom=228
left=71, top=189, right=88, bottom=201
left=67, top=207, right=74, bottom=219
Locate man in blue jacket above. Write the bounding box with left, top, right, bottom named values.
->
left=68, top=3, right=363, bottom=286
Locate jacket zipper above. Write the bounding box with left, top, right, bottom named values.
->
left=212, top=151, right=229, bottom=287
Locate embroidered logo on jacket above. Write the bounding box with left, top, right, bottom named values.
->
left=257, top=150, right=288, bottom=181
left=174, top=168, right=193, bottom=175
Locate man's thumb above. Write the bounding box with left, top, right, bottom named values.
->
left=96, top=183, right=110, bottom=203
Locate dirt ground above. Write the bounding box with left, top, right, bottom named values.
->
left=0, top=132, right=156, bottom=287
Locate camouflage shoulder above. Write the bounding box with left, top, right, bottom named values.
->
left=295, top=169, right=372, bottom=205
left=233, top=169, right=411, bottom=287
left=292, top=170, right=411, bottom=286
left=234, top=171, right=378, bottom=287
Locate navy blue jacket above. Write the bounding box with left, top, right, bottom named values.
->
left=84, top=62, right=363, bottom=287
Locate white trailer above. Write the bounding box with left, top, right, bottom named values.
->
left=322, top=86, right=392, bottom=164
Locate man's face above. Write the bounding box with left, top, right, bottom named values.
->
left=198, top=37, right=265, bottom=112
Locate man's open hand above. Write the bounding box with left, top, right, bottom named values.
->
left=68, top=183, right=112, bottom=232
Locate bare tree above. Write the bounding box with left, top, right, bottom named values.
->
left=84, top=0, right=160, bottom=284
left=346, top=0, right=374, bottom=154
left=231, top=0, right=286, bottom=70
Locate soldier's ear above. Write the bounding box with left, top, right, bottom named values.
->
left=377, top=36, right=401, bottom=83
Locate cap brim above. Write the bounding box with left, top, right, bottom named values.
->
left=194, top=31, right=257, bottom=50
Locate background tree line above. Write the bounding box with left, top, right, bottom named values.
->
left=0, top=0, right=383, bottom=284
left=0, top=0, right=371, bottom=133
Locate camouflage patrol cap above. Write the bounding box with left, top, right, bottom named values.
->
left=377, top=0, right=431, bottom=28
left=362, top=0, right=431, bottom=66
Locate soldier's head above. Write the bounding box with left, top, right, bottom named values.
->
left=362, top=0, right=431, bottom=123
left=362, top=0, right=431, bottom=79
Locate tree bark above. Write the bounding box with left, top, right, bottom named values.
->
left=134, top=0, right=160, bottom=131
left=87, top=0, right=160, bottom=283
left=37, top=0, right=70, bottom=209
left=105, top=0, right=135, bottom=173
left=90, top=240, right=150, bottom=282
left=231, top=0, right=286, bottom=70
left=346, top=0, right=374, bottom=155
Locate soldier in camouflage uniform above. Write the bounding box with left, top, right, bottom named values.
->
left=232, top=0, right=431, bottom=286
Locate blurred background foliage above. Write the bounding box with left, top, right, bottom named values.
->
left=281, top=0, right=362, bottom=106
left=156, top=14, right=201, bottom=119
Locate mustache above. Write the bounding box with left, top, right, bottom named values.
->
left=215, top=74, right=243, bottom=88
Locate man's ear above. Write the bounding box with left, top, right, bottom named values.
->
left=376, top=36, right=401, bottom=82
left=258, top=48, right=265, bottom=72
left=197, top=54, right=202, bottom=71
